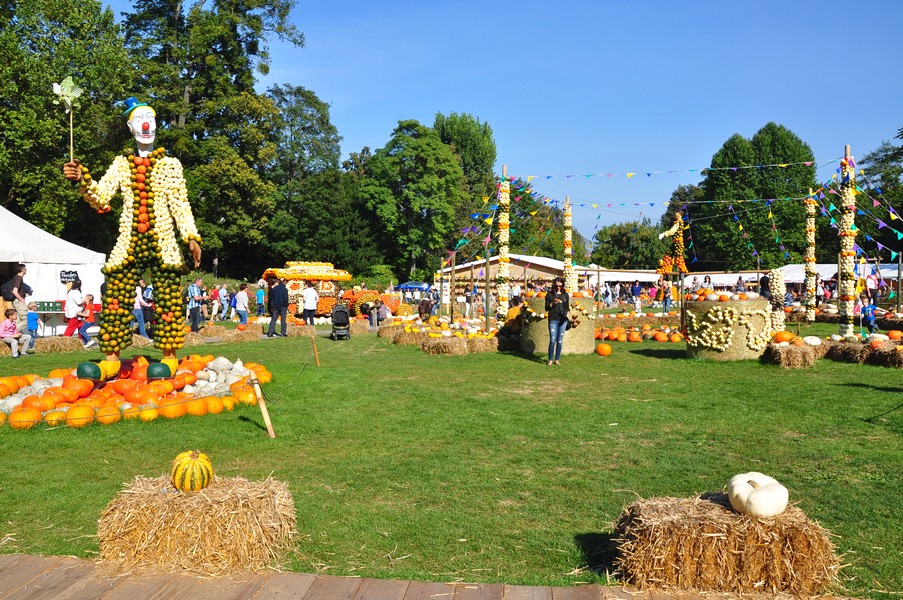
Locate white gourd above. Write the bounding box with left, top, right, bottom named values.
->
left=727, top=472, right=789, bottom=517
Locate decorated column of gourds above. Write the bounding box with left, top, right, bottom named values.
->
left=496, top=179, right=511, bottom=315
left=837, top=155, right=857, bottom=338
left=656, top=212, right=689, bottom=277
left=804, top=194, right=818, bottom=323
left=563, top=198, right=578, bottom=293
left=769, top=267, right=786, bottom=333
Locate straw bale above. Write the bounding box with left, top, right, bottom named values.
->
left=97, top=475, right=296, bottom=577
left=866, top=344, right=903, bottom=368
left=826, top=341, right=872, bottom=364
left=350, top=320, right=371, bottom=335
left=420, top=338, right=469, bottom=356
left=33, top=336, right=86, bottom=354
left=377, top=324, right=403, bottom=340
left=130, top=334, right=155, bottom=348
left=286, top=325, right=316, bottom=338
left=613, top=493, right=839, bottom=594
left=202, top=324, right=229, bottom=338
left=763, top=344, right=817, bottom=368
left=394, top=331, right=427, bottom=346
left=221, top=329, right=263, bottom=343
left=183, top=332, right=205, bottom=346
left=466, top=337, right=499, bottom=354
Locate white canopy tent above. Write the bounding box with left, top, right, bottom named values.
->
left=0, top=206, right=106, bottom=303
left=579, top=266, right=660, bottom=285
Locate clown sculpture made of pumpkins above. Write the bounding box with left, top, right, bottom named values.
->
left=63, top=97, right=202, bottom=376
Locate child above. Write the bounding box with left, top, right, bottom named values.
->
left=860, top=294, right=882, bottom=334
left=1, top=308, right=31, bottom=358
left=77, top=294, right=98, bottom=348
left=25, top=302, right=41, bottom=354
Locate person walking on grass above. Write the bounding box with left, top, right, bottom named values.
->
left=545, top=276, right=570, bottom=366
left=267, top=277, right=289, bottom=337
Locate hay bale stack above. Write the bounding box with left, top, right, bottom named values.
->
left=33, top=336, right=86, bottom=354
left=826, top=341, right=872, bottom=364
left=377, top=324, right=404, bottom=340
left=394, top=331, right=427, bottom=346
left=286, top=325, right=316, bottom=338
left=420, top=338, right=468, bottom=356
left=763, top=344, right=817, bottom=368
left=521, top=297, right=595, bottom=355
left=685, top=299, right=771, bottom=361
left=98, top=475, right=296, bottom=577
left=866, top=344, right=903, bottom=368
left=466, top=337, right=499, bottom=354
left=349, top=320, right=371, bottom=335
left=613, top=493, right=838, bottom=594
left=202, top=324, right=229, bottom=338
left=130, top=334, right=155, bottom=348
left=221, top=330, right=262, bottom=343
left=183, top=332, right=205, bottom=346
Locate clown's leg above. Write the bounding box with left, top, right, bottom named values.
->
left=152, top=266, right=186, bottom=375
left=97, top=262, right=139, bottom=378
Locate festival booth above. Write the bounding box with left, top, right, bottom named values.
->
left=437, top=253, right=591, bottom=285
left=582, top=267, right=659, bottom=286
left=261, top=261, right=352, bottom=315
left=0, top=207, right=106, bottom=333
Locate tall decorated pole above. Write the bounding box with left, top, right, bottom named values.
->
left=497, top=167, right=511, bottom=316
left=563, top=197, right=577, bottom=293
left=804, top=188, right=818, bottom=323
left=838, top=146, right=857, bottom=339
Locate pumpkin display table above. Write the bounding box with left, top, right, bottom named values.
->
left=520, top=297, right=595, bottom=356
left=684, top=298, right=773, bottom=361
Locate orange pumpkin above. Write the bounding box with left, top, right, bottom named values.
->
left=783, top=306, right=793, bottom=314
left=95, top=405, right=121, bottom=425
left=595, top=343, right=612, bottom=356
left=670, top=333, right=683, bottom=343
left=139, top=407, right=160, bottom=422
left=870, top=339, right=885, bottom=351
left=121, top=405, right=141, bottom=420
left=206, top=396, right=225, bottom=414
left=653, top=332, right=669, bottom=342
left=66, top=404, right=95, bottom=428
left=158, top=396, right=186, bottom=419
left=792, top=337, right=805, bottom=346
left=233, top=387, right=257, bottom=406
left=887, top=330, right=903, bottom=341
left=617, top=333, right=627, bottom=343
left=773, top=331, right=795, bottom=344
left=9, top=407, right=41, bottom=430
left=43, top=410, right=67, bottom=427
left=236, top=324, right=247, bottom=331
left=185, top=397, right=208, bottom=417
left=718, top=295, right=730, bottom=302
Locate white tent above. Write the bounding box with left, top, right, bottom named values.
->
left=0, top=206, right=106, bottom=304
left=580, top=266, right=660, bottom=285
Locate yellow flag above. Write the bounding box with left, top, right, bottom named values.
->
left=891, top=212, right=898, bottom=220
left=591, top=204, right=598, bottom=208
left=768, top=211, right=773, bottom=218
left=484, top=217, right=493, bottom=224
left=481, top=196, right=489, bottom=201
left=778, top=163, right=788, bottom=168
left=738, top=224, right=743, bottom=231
left=527, top=176, right=534, bottom=183
left=529, top=211, right=538, bottom=216
left=627, top=173, right=635, bottom=178
left=476, top=255, right=482, bottom=261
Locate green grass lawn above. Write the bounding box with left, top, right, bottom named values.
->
left=0, top=328, right=900, bottom=598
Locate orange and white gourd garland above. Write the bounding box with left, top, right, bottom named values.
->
left=563, top=198, right=577, bottom=293
left=496, top=179, right=511, bottom=315
left=804, top=194, right=818, bottom=323
left=837, top=157, right=857, bottom=338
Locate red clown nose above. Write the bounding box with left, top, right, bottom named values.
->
left=142, top=122, right=150, bottom=132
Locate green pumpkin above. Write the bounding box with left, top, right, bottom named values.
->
left=76, top=361, right=103, bottom=381
left=147, top=362, right=173, bottom=380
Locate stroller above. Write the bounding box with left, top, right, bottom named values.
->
left=330, top=302, right=351, bottom=340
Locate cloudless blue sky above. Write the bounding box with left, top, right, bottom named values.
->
left=106, top=0, right=902, bottom=241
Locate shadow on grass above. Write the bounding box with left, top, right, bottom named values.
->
left=238, top=415, right=270, bottom=433
left=627, top=348, right=687, bottom=360
left=837, top=383, right=903, bottom=424
left=574, top=532, right=618, bottom=575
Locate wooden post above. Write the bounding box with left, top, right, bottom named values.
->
left=311, top=335, right=320, bottom=367
left=438, top=260, right=445, bottom=319
left=897, top=251, right=902, bottom=314
left=450, top=251, right=456, bottom=318
left=250, top=377, right=276, bottom=438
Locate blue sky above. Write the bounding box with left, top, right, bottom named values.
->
left=106, top=0, right=902, bottom=240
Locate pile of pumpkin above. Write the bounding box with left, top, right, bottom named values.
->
left=340, top=290, right=401, bottom=317
left=685, top=290, right=759, bottom=302
left=0, top=355, right=272, bottom=431
left=402, top=317, right=496, bottom=340
left=595, top=324, right=684, bottom=344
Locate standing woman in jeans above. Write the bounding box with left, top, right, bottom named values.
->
left=544, top=276, right=570, bottom=366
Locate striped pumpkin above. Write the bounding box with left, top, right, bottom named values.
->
left=171, top=450, right=214, bottom=492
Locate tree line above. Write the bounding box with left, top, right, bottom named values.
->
left=1, top=0, right=585, bottom=285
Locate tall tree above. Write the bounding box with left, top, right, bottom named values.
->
left=121, top=0, right=303, bottom=275
left=433, top=112, right=496, bottom=196
left=267, top=84, right=341, bottom=179
left=359, top=120, right=469, bottom=278
left=0, top=0, right=131, bottom=248
left=691, top=124, right=817, bottom=270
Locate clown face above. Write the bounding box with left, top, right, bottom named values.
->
left=127, top=106, right=156, bottom=152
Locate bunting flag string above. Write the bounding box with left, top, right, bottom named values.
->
left=517, top=158, right=837, bottom=183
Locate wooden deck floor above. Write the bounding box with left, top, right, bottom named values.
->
left=0, top=554, right=846, bottom=600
